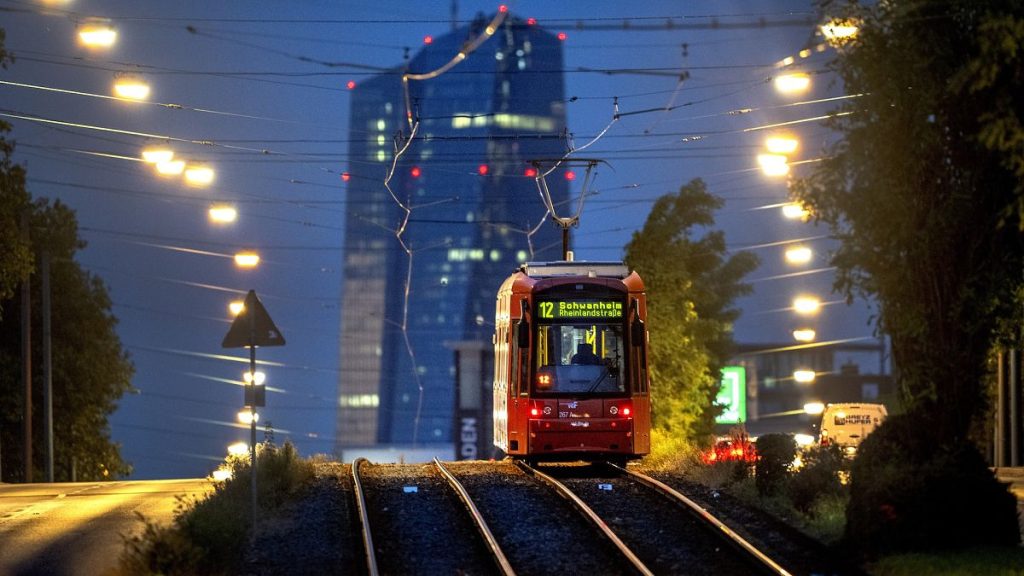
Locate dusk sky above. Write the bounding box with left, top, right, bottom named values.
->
left=0, top=0, right=876, bottom=478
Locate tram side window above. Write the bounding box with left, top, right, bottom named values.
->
left=535, top=323, right=625, bottom=394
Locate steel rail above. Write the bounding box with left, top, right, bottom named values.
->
left=515, top=461, right=654, bottom=576
left=608, top=462, right=794, bottom=576
left=432, top=459, right=518, bottom=576
left=351, top=457, right=379, bottom=576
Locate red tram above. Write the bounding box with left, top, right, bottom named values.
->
left=492, top=261, right=651, bottom=463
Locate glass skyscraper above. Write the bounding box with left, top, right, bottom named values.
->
left=337, top=15, right=569, bottom=453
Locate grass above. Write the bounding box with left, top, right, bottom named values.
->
left=114, top=441, right=316, bottom=576
left=869, top=547, right=1024, bottom=576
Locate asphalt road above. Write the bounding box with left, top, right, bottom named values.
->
left=0, top=478, right=213, bottom=576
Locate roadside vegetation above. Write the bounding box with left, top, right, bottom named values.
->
left=115, top=441, right=316, bottom=576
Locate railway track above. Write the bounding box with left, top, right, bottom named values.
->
left=518, top=461, right=793, bottom=576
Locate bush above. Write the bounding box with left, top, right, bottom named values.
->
left=643, top=427, right=701, bottom=471
left=845, top=412, right=1020, bottom=556
left=789, top=444, right=846, bottom=513
left=116, top=441, right=316, bottom=575
left=755, top=433, right=796, bottom=496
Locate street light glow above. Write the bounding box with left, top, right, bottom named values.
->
left=782, top=203, right=810, bottom=220
left=804, top=401, right=826, bottom=415
left=774, top=72, right=811, bottom=94
left=209, top=205, right=237, bottom=223
left=821, top=19, right=859, bottom=43
left=234, top=252, right=260, bottom=268
left=793, top=296, right=821, bottom=315
left=227, top=442, right=249, bottom=457
left=113, top=77, right=150, bottom=100
left=757, top=153, right=790, bottom=176
left=792, top=328, right=817, bottom=342
left=155, top=159, right=185, bottom=176
left=785, top=246, right=813, bottom=264
left=141, top=147, right=174, bottom=164
left=765, top=135, right=799, bottom=154
left=78, top=24, right=117, bottom=48
left=184, top=165, right=215, bottom=186
left=228, top=300, right=245, bottom=316
left=237, top=410, right=260, bottom=425
left=793, top=369, right=816, bottom=383
left=243, top=371, right=266, bottom=385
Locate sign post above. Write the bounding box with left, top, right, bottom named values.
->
left=222, top=290, right=284, bottom=534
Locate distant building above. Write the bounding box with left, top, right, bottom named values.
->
left=337, top=15, right=568, bottom=454
left=731, top=341, right=893, bottom=437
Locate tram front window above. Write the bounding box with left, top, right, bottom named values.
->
left=535, top=323, right=625, bottom=394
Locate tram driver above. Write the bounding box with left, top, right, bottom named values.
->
left=570, top=342, right=601, bottom=365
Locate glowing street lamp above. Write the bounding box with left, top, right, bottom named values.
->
left=184, top=165, right=215, bottom=187
left=228, top=300, right=245, bottom=316
left=793, top=296, right=821, bottom=315
left=237, top=410, right=260, bottom=425
left=782, top=203, right=810, bottom=220
left=209, top=205, right=237, bottom=223
left=757, top=153, right=790, bottom=177
left=155, top=159, right=185, bottom=176
left=234, top=252, right=260, bottom=268
left=141, top=146, right=174, bottom=164
left=821, top=19, right=859, bottom=43
left=774, top=72, right=811, bottom=94
left=78, top=23, right=117, bottom=48
left=785, top=246, right=813, bottom=265
left=792, top=328, right=817, bottom=342
left=242, top=371, right=266, bottom=386
left=804, top=401, right=826, bottom=415
left=227, top=442, right=249, bottom=457
left=113, top=76, right=150, bottom=100
left=765, top=135, right=799, bottom=155
left=211, top=467, right=233, bottom=482
left=793, top=369, right=816, bottom=383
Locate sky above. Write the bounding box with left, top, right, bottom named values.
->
left=0, top=0, right=877, bottom=479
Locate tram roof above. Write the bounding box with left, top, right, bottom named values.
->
left=522, top=261, right=630, bottom=279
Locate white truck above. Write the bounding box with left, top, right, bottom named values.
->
left=818, top=402, right=888, bottom=455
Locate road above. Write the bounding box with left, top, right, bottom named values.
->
left=0, top=478, right=213, bottom=576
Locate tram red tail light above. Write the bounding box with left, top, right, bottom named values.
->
left=530, top=408, right=539, bottom=416
left=622, top=407, right=631, bottom=416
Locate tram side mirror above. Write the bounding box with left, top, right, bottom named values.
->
left=516, top=319, right=530, bottom=348
left=631, top=319, right=645, bottom=346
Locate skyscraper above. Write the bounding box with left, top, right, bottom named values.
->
left=337, top=14, right=569, bottom=454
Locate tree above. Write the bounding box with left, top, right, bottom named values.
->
left=0, top=30, right=33, bottom=313
left=0, top=28, right=134, bottom=481
left=624, top=179, right=757, bottom=442
left=790, top=0, right=1023, bottom=552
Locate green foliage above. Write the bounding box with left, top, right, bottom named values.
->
left=788, top=444, right=845, bottom=514
left=643, top=426, right=701, bottom=471
left=117, top=442, right=316, bottom=575
left=624, top=178, right=757, bottom=442
left=845, top=412, right=1019, bottom=555
left=754, top=433, right=796, bottom=497
left=0, top=28, right=33, bottom=311
left=869, top=547, right=1024, bottom=576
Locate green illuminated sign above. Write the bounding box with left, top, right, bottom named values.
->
left=537, top=299, right=623, bottom=320
left=716, top=366, right=747, bottom=424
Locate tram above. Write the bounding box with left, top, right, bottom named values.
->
left=492, top=260, right=651, bottom=463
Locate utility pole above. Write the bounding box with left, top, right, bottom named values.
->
left=21, top=211, right=32, bottom=483
left=42, top=252, right=53, bottom=483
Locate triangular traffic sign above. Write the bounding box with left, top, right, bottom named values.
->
left=222, top=290, right=286, bottom=348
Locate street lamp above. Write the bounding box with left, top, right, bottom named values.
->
left=793, top=369, right=816, bottom=383
left=784, top=246, right=813, bottom=265
left=184, top=164, right=215, bottom=187
left=804, top=401, right=826, bottom=415
left=228, top=300, right=245, bottom=316
left=781, top=203, right=810, bottom=220
left=227, top=442, right=249, bottom=457
left=209, top=205, right=237, bottom=223
left=765, top=135, right=799, bottom=155
left=113, top=75, right=150, bottom=100
left=793, top=295, right=821, bottom=315
left=774, top=72, right=811, bottom=95
left=237, top=410, right=260, bottom=425
left=757, top=153, right=790, bottom=177
left=234, top=252, right=260, bottom=268
left=141, top=146, right=174, bottom=164
left=78, top=22, right=117, bottom=48
left=155, top=159, right=185, bottom=176
left=792, top=328, right=817, bottom=342
left=821, top=19, right=859, bottom=43
left=242, top=370, right=266, bottom=386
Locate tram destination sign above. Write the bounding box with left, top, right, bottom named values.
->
left=538, top=299, right=623, bottom=320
